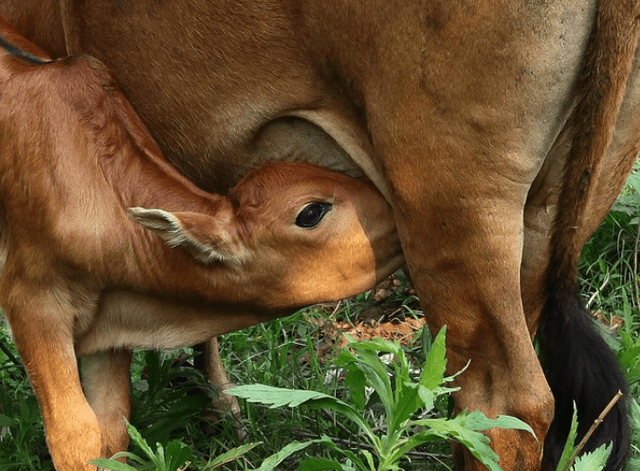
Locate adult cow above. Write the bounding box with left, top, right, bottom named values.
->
left=1, top=1, right=638, bottom=470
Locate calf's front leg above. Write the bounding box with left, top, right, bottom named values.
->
left=0, top=285, right=102, bottom=471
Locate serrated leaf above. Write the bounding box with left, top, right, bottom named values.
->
left=227, top=384, right=343, bottom=409
left=348, top=337, right=403, bottom=358
left=124, top=420, right=155, bottom=459
left=571, top=443, right=611, bottom=471
left=88, top=458, right=139, bottom=471
left=416, top=416, right=502, bottom=471
left=387, top=430, right=444, bottom=462
left=412, top=411, right=536, bottom=471
left=227, top=384, right=374, bottom=442
left=459, top=411, right=535, bottom=437
left=420, top=326, right=447, bottom=391
left=391, top=382, right=422, bottom=430
left=417, top=385, right=435, bottom=411
left=343, top=363, right=367, bottom=410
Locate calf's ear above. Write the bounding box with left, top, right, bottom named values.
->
left=127, top=207, right=244, bottom=267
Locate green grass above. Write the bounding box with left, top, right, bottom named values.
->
left=0, top=165, right=638, bottom=470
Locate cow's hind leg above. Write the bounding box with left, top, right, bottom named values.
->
left=522, top=125, right=635, bottom=471
left=383, top=155, right=552, bottom=470
left=81, top=349, right=133, bottom=459
left=522, top=4, right=640, bottom=467
left=0, top=283, right=101, bottom=470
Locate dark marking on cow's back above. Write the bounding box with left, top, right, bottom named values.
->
left=0, top=33, right=48, bottom=64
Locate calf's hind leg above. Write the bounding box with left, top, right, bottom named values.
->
left=194, top=337, right=241, bottom=420
left=80, top=349, right=133, bottom=459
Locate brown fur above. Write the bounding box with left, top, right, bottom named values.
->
left=0, top=14, right=402, bottom=469
left=2, top=1, right=640, bottom=470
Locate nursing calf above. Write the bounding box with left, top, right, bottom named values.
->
left=0, top=16, right=402, bottom=470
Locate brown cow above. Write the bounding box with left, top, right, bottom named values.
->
left=0, top=15, right=403, bottom=469
left=2, top=1, right=639, bottom=470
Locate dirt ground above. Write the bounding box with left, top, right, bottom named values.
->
left=306, top=273, right=624, bottom=365
left=307, top=274, right=427, bottom=364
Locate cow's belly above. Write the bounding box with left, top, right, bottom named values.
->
left=55, top=1, right=593, bottom=197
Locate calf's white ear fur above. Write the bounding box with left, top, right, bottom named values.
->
left=127, top=207, right=241, bottom=267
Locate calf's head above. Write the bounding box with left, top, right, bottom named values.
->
left=128, top=162, right=403, bottom=309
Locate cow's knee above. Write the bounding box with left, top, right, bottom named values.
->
left=451, top=369, right=554, bottom=471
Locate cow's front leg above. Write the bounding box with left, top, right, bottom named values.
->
left=81, top=349, right=133, bottom=459
left=387, top=169, right=552, bottom=471
left=0, top=286, right=101, bottom=471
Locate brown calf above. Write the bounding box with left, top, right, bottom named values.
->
left=2, top=1, right=640, bottom=469
left=0, top=15, right=402, bottom=470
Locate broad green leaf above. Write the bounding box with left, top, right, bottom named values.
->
left=420, top=325, right=433, bottom=359
left=124, top=420, right=155, bottom=460
left=420, top=326, right=447, bottom=391
left=164, top=440, right=193, bottom=470
left=154, top=441, right=166, bottom=469
left=391, top=382, right=423, bottom=431
left=348, top=337, right=403, bottom=358
left=348, top=350, right=395, bottom=418
left=342, top=362, right=367, bottom=410
left=296, top=457, right=345, bottom=471
left=350, top=338, right=411, bottom=387
left=338, top=344, right=396, bottom=421
left=228, top=384, right=375, bottom=443
left=571, top=443, right=611, bottom=471
left=94, top=451, right=146, bottom=466
left=417, top=385, right=435, bottom=411
left=88, top=458, right=139, bottom=471
left=353, top=349, right=394, bottom=393
left=412, top=416, right=502, bottom=471
left=256, top=440, right=323, bottom=471
left=360, top=364, right=395, bottom=418
left=227, top=384, right=342, bottom=409
left=459, top=411, right=535, bottom=437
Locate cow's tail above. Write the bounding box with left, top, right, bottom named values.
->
left=539, top=1, right=640, bottom=470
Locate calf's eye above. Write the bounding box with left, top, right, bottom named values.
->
left=295, top=202, right=333, bottom=228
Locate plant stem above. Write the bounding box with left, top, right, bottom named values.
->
left=559, top=391, right=623, bottom=471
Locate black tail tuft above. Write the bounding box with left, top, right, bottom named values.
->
left=539, top=284, right=630, bottom=471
